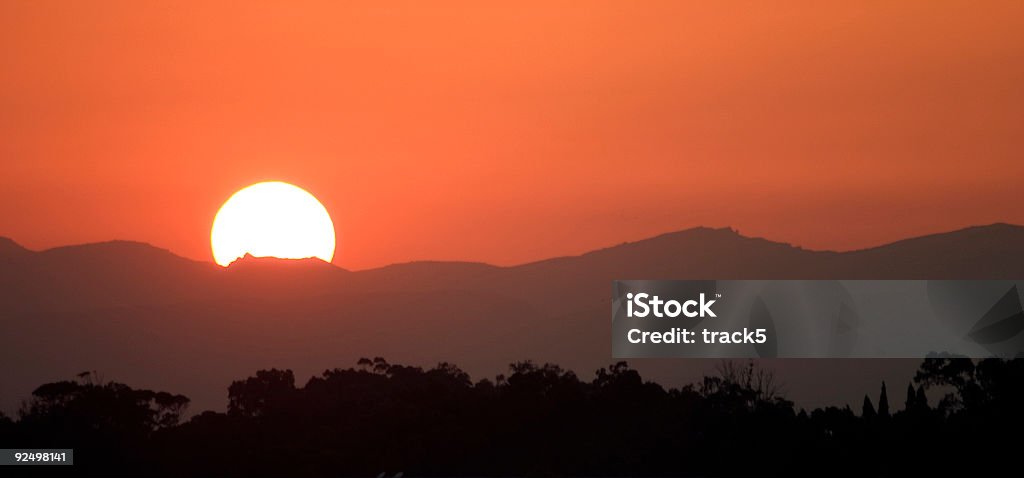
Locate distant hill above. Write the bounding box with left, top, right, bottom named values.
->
left=2, top=223, right=1022, bottom=414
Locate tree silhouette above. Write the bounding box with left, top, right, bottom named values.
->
left=915, top=385, right=928, bottom=411
left=3, top=357, right=1022, bottom=475
left=20, top=375, right=188, bottom=432
left=227, top=368, right=295, bottom=417
left=904, top=382, right=916, bottom=412
left=914, top=358, right=978, bottom=414
left=878, top=381, right=890, bottom=418
left=862, top=394, right=876, bottom=419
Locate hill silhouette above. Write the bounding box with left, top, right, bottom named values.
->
left=1, top=223, right=1023, bottom=413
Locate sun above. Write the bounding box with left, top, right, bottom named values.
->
left=211, top=181, right=336, bottom=267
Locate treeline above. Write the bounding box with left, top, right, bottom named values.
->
left=1, top=358, right=1022, bottom=476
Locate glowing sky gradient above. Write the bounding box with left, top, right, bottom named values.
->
left=2, top=1, right=1022, bottom=269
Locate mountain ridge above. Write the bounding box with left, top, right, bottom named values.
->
left=2, top=222, right=1021, bottom=271
left=2, top=222, right=1022, bottom=416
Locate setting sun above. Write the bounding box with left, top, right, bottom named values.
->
left=210, top=181, right=336, bottom=266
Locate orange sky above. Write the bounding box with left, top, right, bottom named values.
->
left=2, top=1, right=1022, bottom=270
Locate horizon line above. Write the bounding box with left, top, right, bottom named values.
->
left=2, top=221, right=1021, bottom=272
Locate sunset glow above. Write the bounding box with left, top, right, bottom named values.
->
left=3, top=2, right=1023, bottom=269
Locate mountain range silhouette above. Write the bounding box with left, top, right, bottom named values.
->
left=2, top=223, right=1023, bottom=414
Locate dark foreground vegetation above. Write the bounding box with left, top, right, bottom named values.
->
left=1, top=358, right=1022, bottom=476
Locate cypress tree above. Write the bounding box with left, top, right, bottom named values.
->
left=862, top=395, right=876, bottom=419
left=878, top=381, right=890, bottom=418
left=905, top=382, right=916, bottom=412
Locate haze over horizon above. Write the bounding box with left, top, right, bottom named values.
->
left=4, top=219, right=1023, bottom=416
